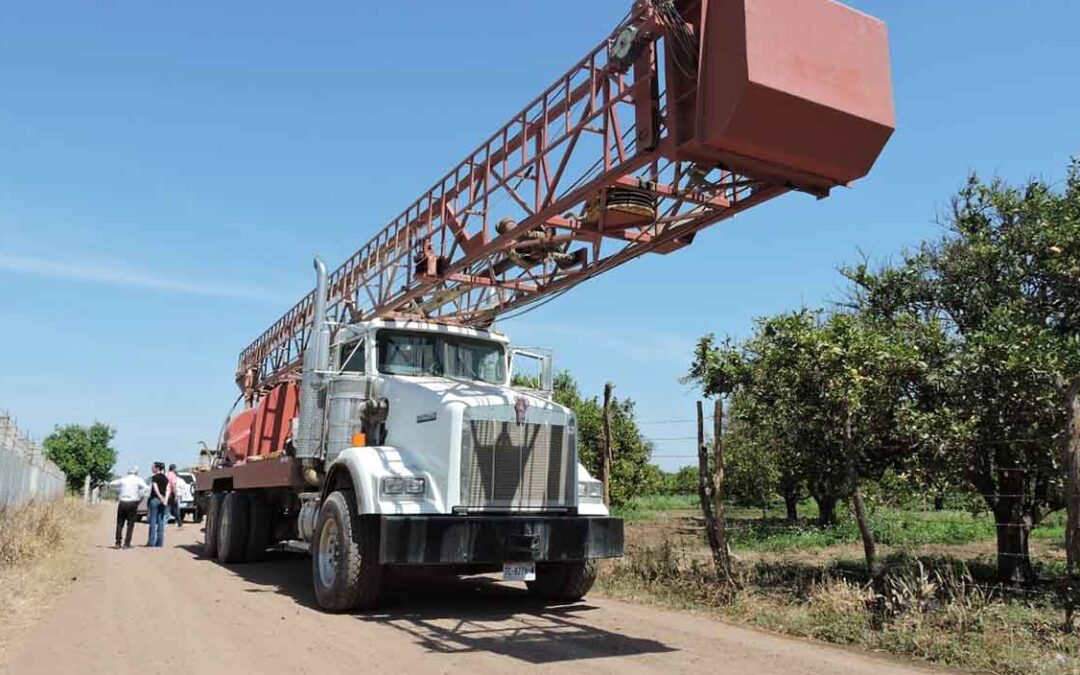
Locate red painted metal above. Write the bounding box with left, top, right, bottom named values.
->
left=688, top=0, right=895, bottom=189
left=235, top=0, right=895, bottom=397
left=225, top=382, right=299, bottom=461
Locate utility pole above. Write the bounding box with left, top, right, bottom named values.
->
left=601, top=382, right=614, bottom=506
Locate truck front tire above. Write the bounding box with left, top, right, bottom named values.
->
left=217, top=491, right=251, bottom=564
left=526, top=560, right=598, bottom=602
left=203, top=492, right=225, bottom=558
left=311, top=490, right=382, bottom=612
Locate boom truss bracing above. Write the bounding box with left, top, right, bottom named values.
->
left=236, top=0, right=890, bottom=395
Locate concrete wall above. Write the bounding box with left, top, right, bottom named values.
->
left=0, top=414, right=66, bottom=507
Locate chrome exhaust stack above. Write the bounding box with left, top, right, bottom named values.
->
left=295, top=257, right=330, bottom=460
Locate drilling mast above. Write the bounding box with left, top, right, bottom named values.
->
left=236, top=0, right=894, bottom=398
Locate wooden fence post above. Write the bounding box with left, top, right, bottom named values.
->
left=1062, top=376, right=1080, bottom=631
left=602, top=382, right=614, bottom=506
left=712, top=399, right=733, bottom=570
left=697, top=400, right=735, bottom=587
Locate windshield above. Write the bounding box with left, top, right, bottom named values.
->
left=377, top=330, right=506, bottom=384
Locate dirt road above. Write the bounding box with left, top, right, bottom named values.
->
left=3, top=506, right=936, bottom=674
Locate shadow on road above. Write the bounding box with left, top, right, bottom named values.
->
left=178, top=543, right=675, bottom=664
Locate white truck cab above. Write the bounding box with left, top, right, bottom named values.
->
left=196, top=308, right=622, bottom=612
left=316, top=319, right=607, bottom=517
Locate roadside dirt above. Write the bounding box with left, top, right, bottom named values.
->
left=1, top=506, right=946, bottom=674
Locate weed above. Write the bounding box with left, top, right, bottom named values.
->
left=599, top=544, right=1080, bottom=674
left=0, top=499, right=83, bottom=568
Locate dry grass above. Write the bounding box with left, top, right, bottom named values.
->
left=0, top=498, right=95, bottom=664
left=598, top=542, right=1080, bottom=675
left=0, top=499, right=77, bottom=568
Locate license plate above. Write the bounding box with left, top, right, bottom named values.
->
left=503, top=562, right=536, bottom=581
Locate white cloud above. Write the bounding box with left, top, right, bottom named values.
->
left=0, top=252, right=282, bottom=304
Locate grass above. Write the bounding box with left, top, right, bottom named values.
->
left=613, top=493, right=699, bottom=521
left=601, top=494, right=1076, bottom=673
left=0, top=498, right=95, bottom=666
left=614, top=492, right=1067, bottom=553
left=0, top=498, right=76, bottom=568
left=598, top=544, right=1080, bottom=675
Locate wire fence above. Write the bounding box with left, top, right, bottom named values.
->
left=0, top=411, right=66, bottom=508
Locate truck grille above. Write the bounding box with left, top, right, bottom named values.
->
left=460, top=410, right=574, bottom=509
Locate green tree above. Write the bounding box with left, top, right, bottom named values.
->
left=688, top=309, right=931, bottom=578
left=724, top=415, right=781, bottom=518
left=845, top=162, right=1080, bottom=582
left=551, top=372, right=656, bottom=505
left=668, top=465, right=699, bottom=494
left=43, top=422, right=117, bottom=491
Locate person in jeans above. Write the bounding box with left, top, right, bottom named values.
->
left=166, top=464, right=182, bottom=528
left=147, top=462, right=170, bottom=547
left=108, top=467, right=148, bottom=549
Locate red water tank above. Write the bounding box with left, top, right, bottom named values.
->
left=224, top=382, right=299, bottom=463
left=680, top=0, right=895, bottom=191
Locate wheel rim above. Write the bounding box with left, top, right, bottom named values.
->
left=317, top=518, right=341, bottom=589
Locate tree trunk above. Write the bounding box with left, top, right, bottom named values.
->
left=994, top=498, right=1034, bottom=584
left=852, top=485, right=878, bottom=577
left=1063, top=377, right=1080, bottom=580
left=843, top=412, right=877, bottom=582
left=780, top=473, right=800, bottom=524
left=601, top=382, right=613, bottom=506
left=814, top=494, right=838, bottom=526
left=784, top=495, right=798, bottom=523
left=933, top=492, right=946, bottom=511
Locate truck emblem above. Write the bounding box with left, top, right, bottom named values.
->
left=514, top=397, right=528, bottom=425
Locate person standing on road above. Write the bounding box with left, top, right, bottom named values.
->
left=147, top=462, right=170, bottom=547
left=166, top=464, right=182, bottom=528
left=108, top=467, right=148, bottom=549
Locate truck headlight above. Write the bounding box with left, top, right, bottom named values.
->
left=403, top=477, right=426, bottom=495
left=578, top=480, right=602, bottom=500
left=380, top=476, right=425, bottom=497
left=381, top=476, right=403, bottom=495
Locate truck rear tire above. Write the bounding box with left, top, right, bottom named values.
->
left=526, top=560, right=597, bottom=602
left=217, top=491, right=251, bottom=564
left=311, top=490, right=382, bottom=612
left=203, top=492, right=225, bottom=559
left=246, top=492, right=271, bottom=562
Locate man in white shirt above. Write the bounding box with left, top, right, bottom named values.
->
left=108, top=467, right=149, bottom=549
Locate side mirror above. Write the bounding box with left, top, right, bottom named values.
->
left=510, top=347, right=554, bottom=394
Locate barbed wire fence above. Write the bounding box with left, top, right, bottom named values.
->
left=630, top=406, right=1080, bottom=628
left=0, top=410, right=66, bottom=507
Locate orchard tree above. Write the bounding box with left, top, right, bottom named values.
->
left=723, top=415, right=781, bottom=518
left=43, top=422, right=117, bottom=492
left=551, top=372, right=658, bottom=505
left=846, top=160, right=1080, bottom=582
left=688, top=309, right=932, bottom=577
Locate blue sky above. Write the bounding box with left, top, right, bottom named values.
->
left=1, top=0, right=1077, bottom=474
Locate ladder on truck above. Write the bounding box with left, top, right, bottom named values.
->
left=235, top=0, right=895, bottom=400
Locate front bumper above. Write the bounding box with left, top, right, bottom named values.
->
left=376, top=515, right=624, bottom=565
